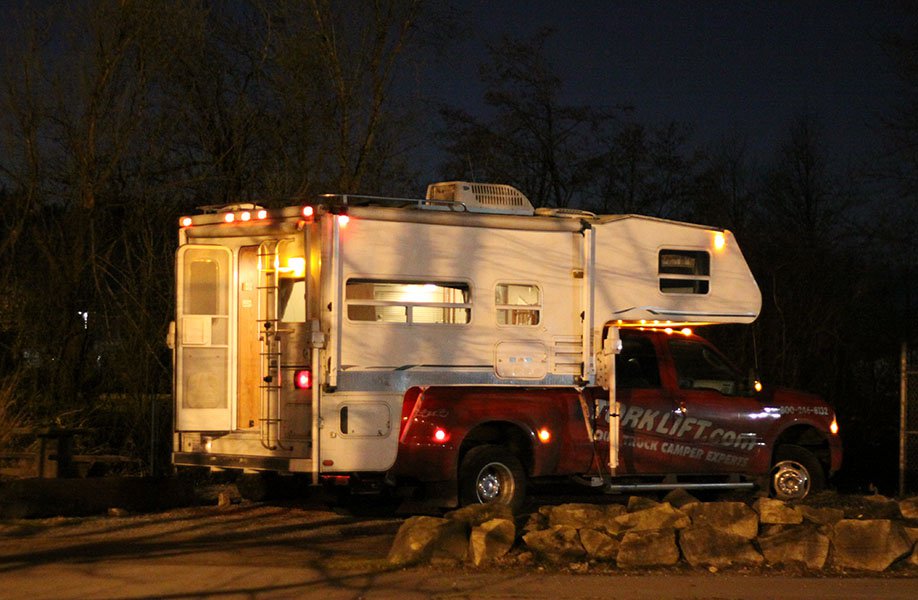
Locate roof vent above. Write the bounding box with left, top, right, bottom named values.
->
left=425, top=181, right=534, bottom=215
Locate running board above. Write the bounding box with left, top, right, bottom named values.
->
left=572, top=476, right=755, bottom=493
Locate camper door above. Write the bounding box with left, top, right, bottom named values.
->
left=175, top=245, right=233, bottom=431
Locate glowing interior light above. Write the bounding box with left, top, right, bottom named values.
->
left=224, top=212, right=235, bottom=223
left=257, top=209, right=268, bottom=219
left=433, top=428, right=449, bottom=443
left=180, top=216, right=193, bottom=228
left=538, top=428, right=551, bottom=443
left=337, top=214, right=350, bottom=227
left=714, top=231, right=726, bottom=251
left=302, top=206, right=315, bottom=218
left=830, top=417, right=839, bottom=435
left=240, top=211, right=251, bottom=222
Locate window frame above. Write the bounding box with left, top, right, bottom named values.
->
left=494, top=282, right=542, bottom=327
left=658, top=248, right=711, bottom=296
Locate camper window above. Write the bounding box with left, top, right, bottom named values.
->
left=658, top=249, right=710, bottom=295
left=345, top=279, right=471, bottom=324
left=495, top=283, right=541, bottom=326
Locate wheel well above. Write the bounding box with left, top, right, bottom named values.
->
left=773, top=425, right=830, bottom=470
left=459, top=422, right=533, bottom=474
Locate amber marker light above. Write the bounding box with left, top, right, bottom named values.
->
left=830, top=417, right=839, bottom=435
left=681, top=328, right=693, bottom=336
left=337, top=214, right=350, bottom=227
left=224, top=212, right=235, bottom=223
left=714, top=231, right=726, bottom=251
left=302, top=206, right=315, bottom=218
left=257, top=209, right=268, bottom=220
left=538, top=428, right=551, bottom=443
left=179, top=216, right=193, bottom=228
left=754, top=380, right=763, bottom=393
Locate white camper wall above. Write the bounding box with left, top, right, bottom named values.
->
left=336, top=215, right=583, bottom=374
left=592, top=216, right=761, bottom=325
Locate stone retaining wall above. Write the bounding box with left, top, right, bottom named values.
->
left=388, top=491, right=918, bottom=573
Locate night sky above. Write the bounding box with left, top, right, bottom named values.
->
left=425, top=1, right=908, bottom=167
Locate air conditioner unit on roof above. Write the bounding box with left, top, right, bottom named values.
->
left=425, top=181, right=534, bottom=216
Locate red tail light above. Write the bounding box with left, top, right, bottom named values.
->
left=293, top=369, right=312, bottom=390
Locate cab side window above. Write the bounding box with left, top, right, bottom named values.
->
left=669, top=338, right=742, bottom=395
left=616, top=335, right=661, bottom=389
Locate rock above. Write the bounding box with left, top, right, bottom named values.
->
left=905, top=526, right=918, bottom=545
left=388, top=516, right=468, bottom=566
left=107, top=507, right=129, bottom=517
left=908, top=545, right=918, bottom=569
left=616, top=529, right=680, bottom=568
left=469, top=518, right=515, bottom=566
left=613, top=502, right=690, bottom=532
left=523, top=511, right=548, bottom=533
left=754, top=498, right=803, bottom=525
left=831, top=519, right=913, bottom=572
left=217, top=491, right=232, bottom=509
left=522, top=525, right=586, bottom=561
left=627, top=495, right=660, bottom=512
left=679, top=525, right=763, bottom=568
left=684, top=502, right=759, bottom=539
left=579, top=528, right=619, bottom=561
left=799, top=505, right=844, bottom=526
left=446, top=502, right=514, bottom=527
left=548, top=503, right=609, bottom=528
left=758, top=525, right=830, bottom=569
left=663, top=488, right=701, bottom=510
left=899, top=496, right=918, bottom=520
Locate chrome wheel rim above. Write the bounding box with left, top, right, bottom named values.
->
left=772, top=459, right=810, bottom=500
left=476, top=461, right=514, bottom=503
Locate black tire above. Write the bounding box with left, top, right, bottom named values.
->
left=458, top=445, right=527, bottom=513
left=770, top=444, right=825, bottom=501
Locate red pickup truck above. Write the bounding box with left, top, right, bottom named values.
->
left=392, top=328, right=842, bottom=510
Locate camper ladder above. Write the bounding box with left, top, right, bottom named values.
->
left=256, top=240, right=290, bottom=451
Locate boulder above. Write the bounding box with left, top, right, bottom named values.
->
left=388, top=516, right=468, bottom=565
left=613, top=502, right=690, bottom=533
left=905, top=526, right=918, bottom=545
left=679, top=525, right=763, bottom=568
left=754, top=498, right=803, bottom=525
left=908, top=545, right=918, bottom=569
left=616, top=529, right=680, bottom=568
left=522, top=525, right=586, bottom=561
left=663, top=488, right=701, bottom=510
left=758, top=525, right=830, bottom=569
left=523, top=511, right=548, bottom=533
left=548, top=502, right=610, bottom=529
left=684, top=502, right=758, bottom=539
left=899, top=496, right=918, bottom=520
left=799, top=505, right=844, bottom=526
left=469, top=518, right=515, bottom=566
left=579, top=528, right=619, bottom=561
left=831, top=519, right=913, bottom=572
left=627, top=495, right=660, bottom=512
left=446, top=502, right=514, bottom=527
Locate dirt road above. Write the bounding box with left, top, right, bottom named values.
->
left=1, top=501, right=916, bottom=600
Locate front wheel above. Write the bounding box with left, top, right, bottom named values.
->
left=770, top=444, right=825, bottom=501
left=458, top=445, right=527, bottom=513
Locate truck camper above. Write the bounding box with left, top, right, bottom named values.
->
left=171, top=182, right=841, bottom=509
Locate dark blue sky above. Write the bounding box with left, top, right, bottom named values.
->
left=425, top=1, right=909, bottom=167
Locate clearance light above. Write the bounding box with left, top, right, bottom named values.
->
left=754, top=380, right=763, bottom=393
left=681, top=328, right=693, bottom=336
left=433, top=428, right=450, bottom=443
left=538, top=428, right=551, bottom=443
left=830, top=417, right=839, bottom=435
left=714, top=231, right=726, bottom=251
left=257, top=209, right=268, bottom=220
left=337, top=214, right=350, bottom=227
left=240, top=211, right=251, bottom=222
left=224, top=212, right=235, bottom=223
left=293, top=369, right=312, bottom=390
left=180, top=216, right=193, bottom=228
left=302, top=206, right=315, bottom=218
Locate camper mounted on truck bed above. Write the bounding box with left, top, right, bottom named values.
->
left=170, top=182, right=841, bottom=509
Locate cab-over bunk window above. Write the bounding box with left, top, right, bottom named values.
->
left=345, top=279, right=471, bottom=324
left=659, top=249, right=710, bottom=294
